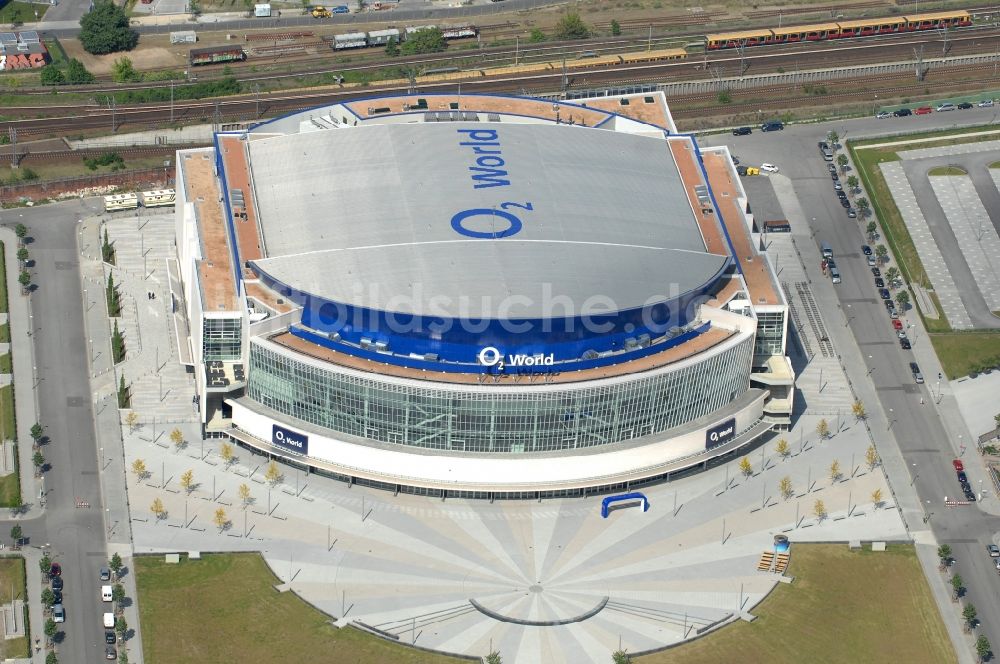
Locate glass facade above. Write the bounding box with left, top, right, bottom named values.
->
left=204, top=316, right=242, bottom=361
left=754, top=311, right=786, bottom=358
left=247, top=335, right=754, bottom=454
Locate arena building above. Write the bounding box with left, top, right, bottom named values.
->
left=172, top=92, right=794, bottom=498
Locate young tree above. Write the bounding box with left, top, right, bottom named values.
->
left=778, top=475, right=794, bottom=500
left=238, top=483, right=252, bottom=508
left=112, top=583, right=126, bottom=611
left=485, top=652, right=502, bottom=664
left=39, top=554, right=51, bottom=576
left=118, top=650, right=129, bottom=664
left=851, top=400, right=866, bottom=420
left=114, top=615, right=127, bottom=641
left=111, top=56, right=138, bottom=83
left=612, top=650, right=632, bottom=664
left=976, top=635, right=991, bottom=662
left=40, top=66, right=65, bottom=86
left=951, top=573, right=964, bottom=599
left=41, top=587, right=55, bottom=609
left=774, top=438, right=790, bottom=459
left=964, top=603, right=978, bottom=630
left=829, top=460, right=841, bottom=482
left=220, top=442, right=235, bottom=467
left=554, top=12, right=590, bottom=40
left=528, top=28, right=546, bottom=43
left=14, top=223, right=26, bottom=243
left=827, top=130, right=839, bottom=146
left=179, top=469, right=194, bottom=494
left=46, top=650, right=58, bottom=664
left=18, top=270, right=31, bottom=291
left=383, top=35, right=400, bottom=56
left=124, top=411, right=139, bottom=432
left=610, top=19, right=621, bottom=36
left=79, top=0, right=139, bottom=55
left=169, top=427, right=184, bottom=450
left=738, top=456, right=752, bottom=477
left=32, top=451, right=45, bottom=473
left=875, top=244, right=888, bottom=264
left=816, top=418, right=830, bottom=440
left=857, top=197, right=871, bottom=216
left=110, top=552, right=123, bottom=578
left=10, top=524, right=21, bottom=545
left=938, top=544, right=952, bottom=566
left=837, top=153, right=849, bottom=171
left=131, top=459, right=147, bottom=481
left=213, top=507, right=229, bottom=532
left=895, top=290, right=910, bottom=309
left=401, top=28, right=447, bottom=55
left=846, top=174, right=859, bottom=191
left=66, top=58, right=96, bottom=84
left=150, top=497, right=165, bottom=520
left=813, top=499, right=827, bottom=521
left=866, top=220, right=878, bottom=239
left=30, top=422, right=43, bottom=444
left=871, top=487, right=883, bottom=508
left=44, top=617, right=57, bottom=643
left=265, top=460, right=282, bottom=485
left=865, top=444, right=879, bottom=469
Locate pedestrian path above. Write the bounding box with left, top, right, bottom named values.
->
left=899, top=139, right=1000, bottom=160
left=928, top=176, right=1000, bottom=311
left=880, top=162, right=973, bottom=329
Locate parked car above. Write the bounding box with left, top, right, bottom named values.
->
left=988, top=544, right=1000, bottom=558
left=100, top=567, right=111, bottom=582
left=760, top=163, right=779, bottom=173
left=52, top=590, right=62, bottom=605
left=958, top=102, right=973, bottom=109
left=872, top=267, right=882, bottom=277
left=936, top=103, right=956, bottom=112
left=839, top=198, right=851, bottom=208
left=862, top=245, right=873, bottom=256
left=51, top=577, right=63, bottom=592
left=818, top=141, right=829, bottom=150
left=733, top=126, right=752, bottom=136
left=836, top=190, right=848, bottom=199
left=828, top=163, right=838, bottom=173
left=954, top=459, right=965, bottom=472
left=900, top=337, right=911, bottom=349
left=979, top=99, right=995, bottom=108
left=105, top=630, right=116, bottom=645
left=831, top=172, right=840, bottom=181
left=761, top=121, right=784, bottom=132
left=52, top=604, right=64, bottom=623
left=876, top=111, right=892, bottom=119
left=893, top=108, right=912, bottom=117
left=915, top=106, right=933, bottom=115
left=892, top=319, right=902, bottom=331
left=876, top=277, right=886, bottom=288
left=846, top=208, right=857, bottom=219
left=834, top=182, right=843, bottom=191
left=958, top=471, right=968, bottom=483
left=826, top=258, right=837, bottom=269
left=731, top=155, right=741, bottom=165
left=106, top=645, right=117, bottom=660
left=879, top=288, right=891, bottom=299
left=909, top=361, right=923, bottom=383
left=49, top=563, right=61, bottom=578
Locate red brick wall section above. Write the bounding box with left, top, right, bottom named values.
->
left=0, top=167, right=175, bottom=205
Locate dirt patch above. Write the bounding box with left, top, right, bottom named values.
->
left=61, top=38, right=188, bottom=75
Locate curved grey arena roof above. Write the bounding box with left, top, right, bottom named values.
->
left=246, top=122, right=730, bottom=318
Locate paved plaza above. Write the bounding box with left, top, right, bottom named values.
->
left=94, top=211, right=910, bottom=662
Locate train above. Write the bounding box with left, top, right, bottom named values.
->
left=332, top=23, right=478, bottom=50
left=706, top=9, right=971, bottom=49
left=189, top=44, right=246, bottom=66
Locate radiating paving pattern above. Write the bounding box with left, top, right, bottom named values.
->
left=880, top=162, right=973, bottom=328
left=930, top=176, right=1000, bottom=311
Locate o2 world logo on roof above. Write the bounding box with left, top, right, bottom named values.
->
left=478, top=346, right=554, bottom=373
left=452, top=129, right=533, bottom=240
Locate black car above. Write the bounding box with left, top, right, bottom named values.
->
left=105, top=631, right=116, bottom=645
left=837, top=190, right=848, bottom=199
left=840, top=198, right=851, bottom=208
left=846, top=208, right=857, bottom=218
left=894, top=108, right=912, bottom=117
left=736, top=165, right=748, bottom=176
left=52, top=590, right=62, bottom=605
left=731, top=155, right=740, bottom=165
left=826, top=258, right=837, bottom=269
left=828, top=164, right=837, bottom=173
left=761, top=121, right=784, bottom=132
left=831, top=172, right=840, bottom=181
left=733, top=126, right=752, bottom=136
left=51, top=577, right=63, bottom=592
left=958, top=102, right=974, bottom=109
left=900, top=337, right=911, bottom=349
left=862, top=245, right=873, bottom=256
left=958, top=471, right=968, bottom=483
left=964, top=490, right=977, bottom=502
left=884, top=299, right=895, bottom=311
left=874, top=277, right=885, bottom=288
left=872, top=267, right=882, bottom=277
left=879, top=288, right=891, bottom=299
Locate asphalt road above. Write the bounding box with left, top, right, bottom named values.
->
left=1, top=199, right=110, bottom=664
left=703, top=111, right=1000, bottom=656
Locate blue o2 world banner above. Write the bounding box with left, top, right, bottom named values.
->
left=272, top=424, right=308, bottom=455
left=705, top=418, right=736, bottom=450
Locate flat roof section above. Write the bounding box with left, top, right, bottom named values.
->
left=182, top=152, right=238, bottom=312
left=249, top=122, right=727, bottom=319
left=343, top=95, right=613, bottom=127
left=667, top=138, right=730, bottom=257
left=701, top=151, right=780, bottom=306
left=585, top=94, right=671, bottom=130
left=218, top=135, right=264, bottom=276
left=268, top=325, right=738, bottom=386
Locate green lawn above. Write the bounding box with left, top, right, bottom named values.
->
left=0, top=241, right=7, bottom=314
left=642, top=544, right=954, bottom=664
left=0, top=354, right=11, bottom=374
left=135, top=553, right=472, bottom=664
left=0, top=557, right=30, bottom=659
left=927, top=166, right=967, bottom=176
left=929, top=332, right=1000, bottom=379
left=0, top=384, right=14, bottom=443
left=0, top=324, right=8, bottom=344
left=0, top=0, right=47, bottom=23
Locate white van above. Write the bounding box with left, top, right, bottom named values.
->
left=821, top=243, right=833, bottom=259
left=103, top=612, right=115, bottom=629
left=102, top=585, right=113, bottom=602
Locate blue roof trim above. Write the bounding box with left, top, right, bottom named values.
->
left=691, top=142, right=743, bottom=277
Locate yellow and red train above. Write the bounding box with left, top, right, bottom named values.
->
left=706, top=10, right=971, bottom=50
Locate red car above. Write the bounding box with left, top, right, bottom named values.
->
left=953, top=459, right=965, bottom=472
left=892, top=319, right=903, bottom=331
left=49, top=562, right=61, bottom=578
left=915, top=107, right=933, bottom=115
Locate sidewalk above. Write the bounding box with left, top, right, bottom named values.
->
left=78, top=216, right=146, bottom=664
